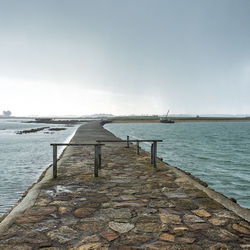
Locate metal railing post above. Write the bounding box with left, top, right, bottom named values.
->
left=53, top=145, right=57, bottom=178
left=51, top=143, right=104, bottom=178
left=151, top=143, right=154, bottom=164
left=153, top=141, right=157, bottom=168
left=94, top=145, right=99, bottom=177
left=98, top=145, right=102, bottom=169
left=136, top=140, right=140, bottom=155
left=126, top=135, right=130, bottom=148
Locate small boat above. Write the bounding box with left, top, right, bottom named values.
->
left=160, top=110, right=175, bottom=123
left=160, top=118, right=175, bottom=123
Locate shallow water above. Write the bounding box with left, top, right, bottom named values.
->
left=0, top=119, right=81, bottom=216
left=105, top=122, right=250, bottom=209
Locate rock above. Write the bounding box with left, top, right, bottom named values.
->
left=149, top=199, right=175, bottom=208
left=205, top=228, right=238, bottom=241
left=133, top=215, right=159, bottom=224
left=120, top=195, right=135, bottom=200
left=0, top=244, right=32, bottom=250
left=69, top=243, right=104, bottom=250
left=172, top=225, right=189, bottom=232
left=79, top=202, right=101, bottom=208
left=232, top=224, right=250, bottom=235
left=60, top=215, right=78, bottom=226
left=188, top=223, right=211, bottom=230
left=47, top=226, right=78, bottom=243
left=208, top=218, right=228, bottom=226
left=101, top=208, right=132, bottom=220
left=174, top=199, right=199, bottom=210
left=188, top=190, right=209, bottom=198
left=25, top=207, right=55, bottom=216
left=113, top=201, right=146, bottom=208
left=159, top=213, right=182, bottom=224
left=214, top=210, right=239, bottom=219
left=144, top=241, right=171, bottom=249
left=239, top=237, right=250, bottom=243
left=136, top=223, right=162, bottom=233
left=183, top=214, right=205, bottom=223
left=122, top=189, right=136, bottom=195
left=29, top=220, right=58, bottom=232
left=196, top=198, right=224, bottom=209
left=178, top=237, right=196, bottom=244
left=58, top=206, right=72, bottom=215
left=240, top=221, right=250, bottom=230
left=101, top=230, right=119, bottom=241
left=50, top=200, right=72, bottom=206
left=36, top=248, right=60, bottom=250
left=208, top=242, right=230, bottom=250
left=164, top=191, right=188, bottom=198
left=175, top=177, right=186, bottom=183
left=35, top=198, right=50, bottom=206
left=160, top=233, right=175, bottom=242
left=240, top=244, right=250, bottom=250
left=192, top=209, right=211, bottom=217
left=81, top=235, right=100, bottom=243
left=107, top=162, right=116, bottom=168
left=118, top=234, right=152, bottom=246
left=230, top=197, right=237, bottom=203
left=109, top=221, right=134, bottom=233
left=75, top=222, right=104, bottom=233
left=101, top=202, right=112, bottom=208
left=88, top=196, right=108, bottom=204
left=15, top=215, right=45, bottom=224
left=0, top=233, right=51, bottom=246
left=73, top=207, right=95, bottom=218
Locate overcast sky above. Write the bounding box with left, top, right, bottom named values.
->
left=0, top=0, right=250, bottom=116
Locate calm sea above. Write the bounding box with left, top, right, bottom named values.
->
left=105, top=122, right=250, bottom=209
left=0, top=118, right=80, bottom=217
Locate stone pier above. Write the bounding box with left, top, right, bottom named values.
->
left=0, top=121, right=250, bottom=249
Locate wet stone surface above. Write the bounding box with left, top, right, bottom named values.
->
left=0, top=121, right=250, bottom=249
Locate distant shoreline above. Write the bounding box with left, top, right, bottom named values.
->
left=111, top=117, right=250, bottom=123
left=1, top=116, right=250, bottom=124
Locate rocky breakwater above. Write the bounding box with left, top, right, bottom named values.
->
left=16, top=127, right=67, bottom=134
left=16, top=127, right=50, bottom=134
left=0, top=121, right=250, bottom=249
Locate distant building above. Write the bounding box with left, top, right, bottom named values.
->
left=2, top=110, right=12, bottom=117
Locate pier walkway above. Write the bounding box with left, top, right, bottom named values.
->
left=0, top=122, right=250, bottom=249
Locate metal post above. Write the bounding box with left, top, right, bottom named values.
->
left=98, top=145, right=101, bottom=169
left=53, top=145, right=57, bottom=178
left=153, top=141, right=157, bottom=168
left=136, top=140, right=140, bottom=155
left=151, top=143, right=154, bottom=164
left=94, top=145, right=99, bottom=177
left=126, top=135, right=130, bottom=148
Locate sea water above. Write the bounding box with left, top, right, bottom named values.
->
left=105, top=122, right=250, bottom=209
left=0, top=118, right=81, bottom=216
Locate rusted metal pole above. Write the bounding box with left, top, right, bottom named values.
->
left=94, top=145, right=99, bottom=177
left=98, top=145, right=101, bottom=169
left=136, top=140, right=140, bottom=155
left=126, top=136, right=130, bottom=148
left=151, top=143, right=154, bottom=164
left=153, top=141, right=157, bottom=168
left=53, top=145, right=57, bottom=178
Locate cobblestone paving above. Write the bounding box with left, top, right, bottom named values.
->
left=0, top=122, right=250, bottom=249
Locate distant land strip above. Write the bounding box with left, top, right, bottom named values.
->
left=110, top=116, right=250, bottom=123
left=1, top=116, right=250, bottom=123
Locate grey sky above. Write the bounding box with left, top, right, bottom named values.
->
left=0, top=0, right=250, bottom=116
